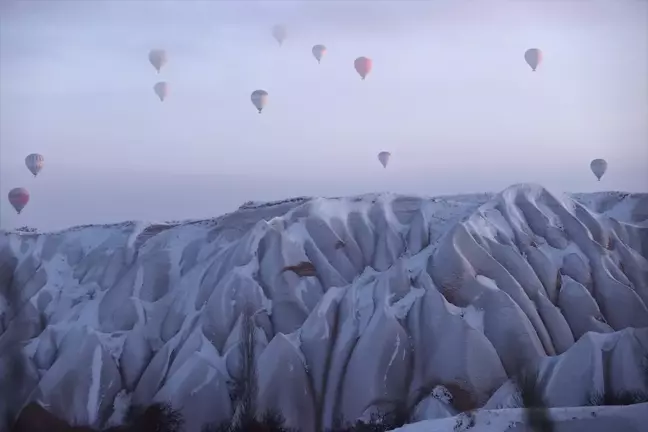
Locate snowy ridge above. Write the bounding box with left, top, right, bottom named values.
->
left=0, top=184, right=647, bottom=431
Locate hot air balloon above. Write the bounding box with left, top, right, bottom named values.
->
left=378, top=151, right=391, bottom=168
left=590, top=158, right=608, bottom=181
left=148, top=49, right=167, bottom=73
left=354, top=57, right=372, bottom=80
left=272, top=25, right=286, bottom=46
left=8, top=187, right=29, bottom=214
left=524, top=48, right=542, bottom=71
left=25, top=153, right=44, bottom=177
left=251, top=90, right=268, bottom=113
left=312, top=45, right=326, bottom=63
left=153, top=82, right=168, bottom=102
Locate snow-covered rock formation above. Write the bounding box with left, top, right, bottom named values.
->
left=0, top=184, right=647, bottom=431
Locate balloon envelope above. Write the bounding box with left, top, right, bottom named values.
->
left=153, top=82, right=168, bottom=101
left=148, top=49, right=167, bottom=73
left=251, top=90, right=268, bottom=113
left=524, top=48, right=542, bottom=71
left=25, top=153, right=44, bottom=177
left=354, top=57, right=372, bottom=79
left=9, top=187, right=29, bottom=214
left=312, top=45, right=326, bottom=63
left=590, top=158, right=608, bottom=181
left=272, top=25, right=286, bottom=45
left=378, top=151, right=391, bottom=168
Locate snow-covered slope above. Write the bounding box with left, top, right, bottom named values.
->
left=0, top=184, right=647, bottom=431
left=394, top=403, right=648, bottom=432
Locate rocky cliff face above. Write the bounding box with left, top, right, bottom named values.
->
left=1, top=184, right=647, bottom=431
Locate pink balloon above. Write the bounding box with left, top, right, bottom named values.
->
left=354, top=57, right=372, bottom=80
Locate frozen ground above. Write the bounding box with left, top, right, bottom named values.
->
left=0, top=183, right=647, bottom=431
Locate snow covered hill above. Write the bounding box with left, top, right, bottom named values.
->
left=1, top=184, right=647, bottom=432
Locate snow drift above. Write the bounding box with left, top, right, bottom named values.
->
left=0, top=184, right=647, bottom=431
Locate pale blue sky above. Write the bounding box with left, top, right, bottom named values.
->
left=1, top=0, right=646, bottom=230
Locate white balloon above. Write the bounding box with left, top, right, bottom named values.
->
left=148, top=49, right=167, bottom=73
left=272, top=25, right=286, bottom=45
left=25, top=153, right=44, bottom=177
left=524, top=48, right=542, bottom=71
left=154, top=82, right=168, bottom=102
left=378, top=151, right=391, bottom=168
left=312, top=45, right=326, bottom=63
left=251, top=90, right=268, bottom=113
left=590, top=158, right=608, bottom=181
